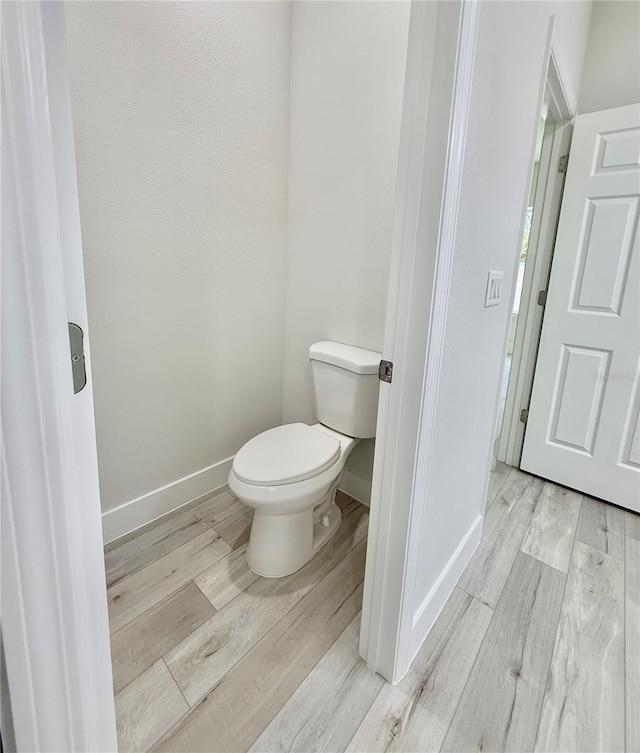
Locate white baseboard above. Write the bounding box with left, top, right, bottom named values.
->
left=339, top=470, right=372, bottom=507
left=408, top=514, right=483, bottom=663
left=101, top=456, right=234, bottom=544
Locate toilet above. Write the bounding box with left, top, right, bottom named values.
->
left=228, top=341, right=381, bottom=578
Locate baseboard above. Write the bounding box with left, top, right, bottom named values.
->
left=339, top=470, right=372, bottom=507
left=408, top=514, right=483, bottom=663
left=101, top=456, right=234, bottom=544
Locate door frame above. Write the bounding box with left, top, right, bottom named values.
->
left=1, top=3, right=118, bottom=750
left=359, top=0, right=480, bottom=683
left=497, top=25, right=577, bottom=467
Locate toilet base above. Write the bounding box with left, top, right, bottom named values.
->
left=312, top=501, right=342, bottom=554
left=246, top=500, right=342, bottom=579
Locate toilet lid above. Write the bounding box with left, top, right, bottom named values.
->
left=233, top=423, right=341, bottom=486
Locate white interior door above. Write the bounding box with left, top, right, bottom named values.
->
left=521, top=103, right=640, bottom=512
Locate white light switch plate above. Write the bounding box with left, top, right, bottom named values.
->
left=485, top=270, right=504, bottom=307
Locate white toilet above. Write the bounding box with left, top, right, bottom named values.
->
left=228, top=341, right=381, bottom=578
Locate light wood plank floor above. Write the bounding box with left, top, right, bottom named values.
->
left=107, top=467, right=639, bottom=752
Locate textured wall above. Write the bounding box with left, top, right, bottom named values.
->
left=66, top=2, right=292, bottom=512
left=579, top=0, right=640, bottom=113
left=282, top=1, right=411, bottom=501
left=413, top=0, right=593, bottom=600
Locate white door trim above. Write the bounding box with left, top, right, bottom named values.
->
left=497, top=19, right=577, bottom=467
left=1, top=3, right=118, bottom=750
left=360, top=0, right=480, bottom=684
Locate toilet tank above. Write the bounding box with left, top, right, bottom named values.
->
left=309, top=341, right=382, bottom=438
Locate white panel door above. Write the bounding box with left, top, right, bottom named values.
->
left=521, top=103, right=640, bottom=512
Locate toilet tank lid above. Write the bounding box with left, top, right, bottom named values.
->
left=309, top=341, right=381, bottom=375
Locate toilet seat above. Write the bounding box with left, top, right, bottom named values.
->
left=233, top=423, right=341, bottom=487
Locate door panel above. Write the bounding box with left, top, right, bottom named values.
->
left=622, top=372, right=640, bottom=469
left=574, top=197, right=636, bottom=314
left=521, top=104, right=640, bottom=512
left=550, top=345, right=610, bottom=454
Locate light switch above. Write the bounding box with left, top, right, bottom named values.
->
left=485, top=270, right=504, bottom=307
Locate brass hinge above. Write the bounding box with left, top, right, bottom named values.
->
left=558, top=154, right=569, bottom=174
left=520, top=408, right=529, bottom=424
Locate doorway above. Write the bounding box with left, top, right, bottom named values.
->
left=494, top=107, right=549, bottom=453
left=495, top=81, right=574, bottom=470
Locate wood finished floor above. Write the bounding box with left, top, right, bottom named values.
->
left=107, top=466, right=639, bottom=752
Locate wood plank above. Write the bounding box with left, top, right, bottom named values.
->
left=115, top=659, right=188, bottom=753
left=249, top=615, right=384, bottom=753
left=535, top=541, right=624, bottom=753
left=103, top=488, right=239, bottom=553
left=194, top=544, right=259, bottom=610
left=111, top=582, right=216, bottom=694
left=108, top=529, right=231, bottom=634
left=487, top=460, right=512, bottom=509
left=153, top=539, right=367, bottom=753
left=105, top=490, right=244, bottom=586
left=625, top=509, right=640, bottom=541
left=521, top=482, right=582, bottom=573
left=458, top=470, right=544, bottom=607
left=442, top=553, right=565, bottom=753
left=575, top=495, right=626, bottom=560
left=626, top=536, right=640, bottom=753
left=164, top=500, right=368, bottom=705
left=346, top=588, right=493, bottom=753
left=215, top=508, right=254, bottom=550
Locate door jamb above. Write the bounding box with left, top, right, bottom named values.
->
left=496, top=22, right=578, bottom=468
left=1, top=3, right=118, bottom=750
left=359, top=0, right=480, bottom=684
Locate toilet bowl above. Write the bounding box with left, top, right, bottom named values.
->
left=228, top=423, right=357, bottom=577
left=228, top=341, right=381, bottom=578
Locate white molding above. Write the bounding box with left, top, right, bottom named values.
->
left=1, top=3, right=117, bottom=750
left=409, top=514, right=482, bottom=659
left=360, top=0, right=480, bottom=684
left=359, top=0, right=442, bottom=679
left=102, top=457, right=233, bottom=544
left=397, top=0, right=480, bottom=682
left=497, top=120, right=573, bottom=467
left=105, top=455, right=374, bottom=546
left=339, top=470, right=372, bottom=507
left=547, top=21, right=578, bottom=121
left=497, top=16, right=577, bottom=468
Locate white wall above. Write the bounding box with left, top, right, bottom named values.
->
left=412, top=1, right=592, bottom=602
left=282, top=1, right=411, bottom=503
left=66, top=1, right=410, bottom=531
left=580, top=0, right=640, bottom=113
left=65, top=2, right=292, bottom=521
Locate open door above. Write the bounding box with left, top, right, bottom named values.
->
left=521, top=103, right=640, bottom=512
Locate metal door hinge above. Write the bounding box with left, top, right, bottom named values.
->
left=558, top=154, right=569, bottom=173
left=68, top=322, right=87, bottom=394
left=520, top=408, right=529, bottom=424
left=537, top=289, right=547, bottom=306
left=378, top=359, right=393, bottom=383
